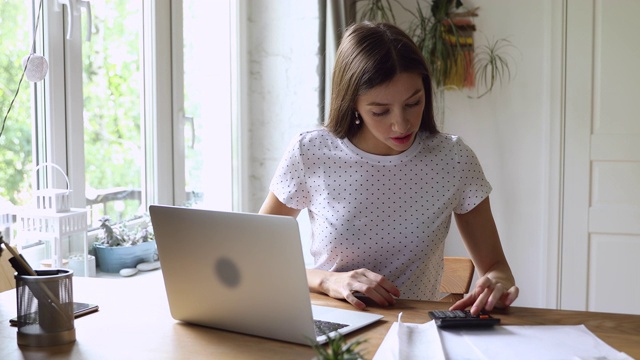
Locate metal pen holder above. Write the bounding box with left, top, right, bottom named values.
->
left=15, top=269, right=76, bottom=347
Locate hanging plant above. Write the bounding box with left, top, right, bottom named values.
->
left=358, top=0, right=397, bottom=23
left=358, top=0, right=516, bottom=98
left=472, top=36, right=515, bottom=98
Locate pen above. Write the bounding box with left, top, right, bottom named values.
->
left=0, top=234, right=37, bottom=276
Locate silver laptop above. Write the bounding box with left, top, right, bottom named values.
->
left=149, top=205, right=383, bottom=345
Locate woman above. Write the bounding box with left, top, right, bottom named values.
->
left=259, top=22, right=518, bottom=314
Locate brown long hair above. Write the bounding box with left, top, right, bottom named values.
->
left=325, top=22, right=439, bottom=139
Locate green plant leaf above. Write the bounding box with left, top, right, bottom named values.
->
left=471, top=37, right=516, bottom=98
left=311, top=332, right=367, bottom=360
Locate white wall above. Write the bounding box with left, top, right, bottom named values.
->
left=245, top=1, right=320, bottom=266
left=245, top=1, right=557, bottom=308
left=246, top=1, right=321, bottom=212
left=439, top=1, right=557, bottom=309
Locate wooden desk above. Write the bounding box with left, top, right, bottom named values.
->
left=1, top=271, right=639, bottom=359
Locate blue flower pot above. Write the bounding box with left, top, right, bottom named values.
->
left=94, top=241, right=157, bottom=273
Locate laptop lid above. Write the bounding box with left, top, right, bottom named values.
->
left=149, top=205, right=382, bottom=345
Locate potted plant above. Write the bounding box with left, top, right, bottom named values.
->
left=93, top=215, right=157, bottom=273
left=312, top=332, right=367, bottom=360
left=358, top=0, right=515, bottom=98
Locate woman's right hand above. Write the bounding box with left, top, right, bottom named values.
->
left=309, top=268, right=401, bottom=310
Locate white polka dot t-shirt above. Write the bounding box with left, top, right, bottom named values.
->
left=269, top=128, right=492, bottom=300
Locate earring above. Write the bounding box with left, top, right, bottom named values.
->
left=355, top=111, right=361, bottom=125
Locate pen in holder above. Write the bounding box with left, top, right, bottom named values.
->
left=1, top=236, right=76, bottom=346
left=15, top=269, right=76, bottom=346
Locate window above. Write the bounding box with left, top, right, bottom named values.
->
left=81, top=1, right=146, bottom=223
left=0, top=0, right=238, bottom=232
left=0, top=0, right=36, bottom=207
left=176, top=0, right=236, bottom=211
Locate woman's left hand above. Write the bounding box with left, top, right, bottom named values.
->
left=449, top=275, right=519, bottom=315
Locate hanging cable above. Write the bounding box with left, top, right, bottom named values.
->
left=0, top=0, right=45, bottom=141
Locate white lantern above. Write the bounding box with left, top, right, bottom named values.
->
left=14, top=163, right=95, bottom=277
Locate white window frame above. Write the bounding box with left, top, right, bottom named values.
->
left=31, top=0, right=242, bottom=219
left=233, top=0, right=249, bottom=211
left=39, top=0, right=175, bottom=210
left=169, top=0, right=246, bottom=211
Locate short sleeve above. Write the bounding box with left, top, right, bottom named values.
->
left=453, top=138, right=492, bottom=214
left=268, top=134, right=310, bottom=210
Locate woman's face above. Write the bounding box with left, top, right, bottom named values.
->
left=352, top=72, right=425, bottom=156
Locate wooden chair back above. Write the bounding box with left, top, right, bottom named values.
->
left=439, top=256, right=474, bottom=302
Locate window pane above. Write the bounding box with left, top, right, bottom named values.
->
left=182, top=0, right=233, bottom=210
left=82, top=1, right=144, bottom=224
left=0, top=0, right=34, bottom=206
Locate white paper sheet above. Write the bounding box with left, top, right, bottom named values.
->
left=373, top=316, right=633, bottom=360
left=439, top=324, right=633, bottom=360
left=373, top=313, right=445, bottom=360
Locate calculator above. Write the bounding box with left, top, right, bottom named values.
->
left=428, top=309, right=500, bottom=328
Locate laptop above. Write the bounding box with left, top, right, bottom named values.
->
left=149, top=205, right=383, bottom=345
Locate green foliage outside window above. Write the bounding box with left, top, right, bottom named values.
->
left=0, top=1, right=33, bottom=206
left=1, top=1, right=142, bottom=222
left=82, top=1, right=143, bottom=221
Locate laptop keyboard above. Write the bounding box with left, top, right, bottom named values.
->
left=314, top=319, right=349, bottom=336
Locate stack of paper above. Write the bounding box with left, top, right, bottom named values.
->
left=373, top=313, right=633, bottom=360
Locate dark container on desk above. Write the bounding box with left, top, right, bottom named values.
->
left=14, top=269, right=76, bottom=346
